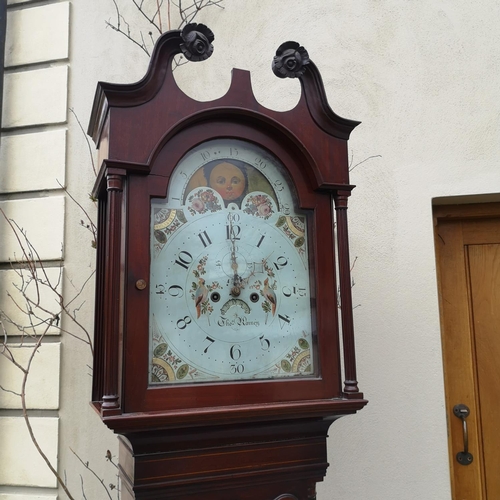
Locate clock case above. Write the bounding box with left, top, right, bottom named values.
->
left=88, top=25, right=366, bottom=500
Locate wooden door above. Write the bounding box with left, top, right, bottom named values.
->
left=434, top=203, right=500, bottom=500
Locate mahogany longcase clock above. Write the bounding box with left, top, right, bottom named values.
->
left=88, top=24, right=366, bottom=500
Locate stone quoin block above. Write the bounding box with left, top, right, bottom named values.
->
left=0, top=267, right=64, bottom=336
left=0, top=417, right=59, bottom=487
left=0, top=196, right=65, bottom=262
left=5, top=2, right=70, bottom=67
left=0, top=342, right=61, bottom=409
left=0, top=130, right=67, bottom=193
left=2, top=66, right=68, bottom=129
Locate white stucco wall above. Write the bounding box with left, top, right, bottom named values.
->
left=2, top=0, right=499, bottom=499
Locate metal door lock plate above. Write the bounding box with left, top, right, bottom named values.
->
left=453, top=404, right=470, bottom=418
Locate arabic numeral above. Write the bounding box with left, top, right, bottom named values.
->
left=230, top=344, right=242, bottom=360
left=175, top=251, right=193, bottom=270
left=230, top=363, right=245, bottom=374
left=274, top=180, right=284, bottom=192
left=282, top=286, right=306, bottom=297
left=167, top=284, right=184, bottom=297
left=255, top=157, right=267, bottom=169
left=278, top=314, right=291, bottom=329
left=274, top=256, right=288, bottom=271
left=281, top=203, right=291, bottom=215
left=203, top=336, right=215, bottom=353
left=200, top=151, right=210, bottom=161
left=226, top=224, right=241, bottom=240
left=176, top=316, right=192, bottom=330
left=259, top=335, right=270, bottom=350
left=227, top=213, right=241, bottom=223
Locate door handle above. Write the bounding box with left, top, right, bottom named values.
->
left=453, top=404, right=473, bottom=465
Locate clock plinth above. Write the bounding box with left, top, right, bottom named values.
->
left=88, top=24, right=366, bottom=499
left=118, top=419, right=336, bottom=500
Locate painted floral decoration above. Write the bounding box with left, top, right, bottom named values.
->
left=151, top=363, right=169, bottom=383
left=280, top=335, right=312, bottom=374
left=272, top=41, right=310, bottom=79
left=187, top=188, right=222, bottom=216
left=152, top=209, right=187, bottom=256
left=243, top=194, right=274, bottom=219
left=180, top=23, right=214, bottom=62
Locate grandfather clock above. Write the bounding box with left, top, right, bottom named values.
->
left=88, top=24, right=366, bottom=500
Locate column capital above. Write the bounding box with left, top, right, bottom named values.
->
left=107, top=173, right=124, bottom=192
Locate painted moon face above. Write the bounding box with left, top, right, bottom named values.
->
left=208, top=161, right=246, bottom=201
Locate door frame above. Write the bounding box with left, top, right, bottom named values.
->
left=433, top=202, right=500, bottom=499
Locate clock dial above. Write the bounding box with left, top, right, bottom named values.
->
left=149, top=139, right=316, bottom=384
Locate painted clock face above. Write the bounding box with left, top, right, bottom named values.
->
left=149, top=139, right=316, bottom=384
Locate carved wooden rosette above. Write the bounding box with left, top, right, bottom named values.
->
left=89, top=23, right=366, bottom=500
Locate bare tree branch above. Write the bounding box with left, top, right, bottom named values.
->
left=69, top=108, right=97, bottom=177
left=174, top=0, right=223, bottom=28
left=57, top=180, right=97, bottom=248
left=132, top=0, right=162, bottom=34
left=71, top=448, right=115, bottom=500
left=18, top=320, right=77, bottom=500
left=0, top=383, right=21, bottom=397
left=80, top=475, right=89, bottom=500
left=108, top=0, right=224, bottom=56
left=106, top=0, right=151, bottom=56
left=349, top=154, right=382, bottom=172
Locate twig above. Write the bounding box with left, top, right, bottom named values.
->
left=71, top=448, right=115, bottom=500
left=0, top=383, right=21, bottom=397
left=106, top=0, right=150, bottom=56
left=19, top=320, right=77, bottom=500
left=349, top=154, right=382, bottom=172
left=80, top=475, right=89, bottom=500
left=57, top=180, right=97, bottom=247
left=69, top=108, right=97, bottom=177
left=108, top=0, right=223, bottom=56
left=156, top=0, right=163, bottom=32
left=1, top=208, right=95, bottom=352
left=175, top=0, right=224, bottom=28
left=1, top=210, right=37, bottom=276
left=132, top=0, right=162, bottom=34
